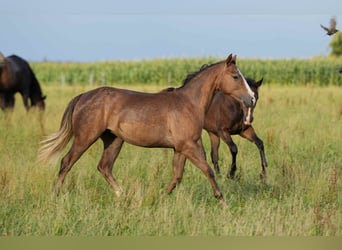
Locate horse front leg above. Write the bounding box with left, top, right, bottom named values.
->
left=0, top=93, right=15, bottom=111
left=255, top=136, right=267, bottom=181
left=0, top=93, right=5, bottom=110
left=6, top=94, right=15, bottom=110
left=240, top=126, right=268, bottom=181
left=181, top=140, right=223, bottom=202
left=21, top=93, right=30, bottom=110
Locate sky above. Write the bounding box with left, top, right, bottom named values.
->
left=1, top=0, right=342, bottom=62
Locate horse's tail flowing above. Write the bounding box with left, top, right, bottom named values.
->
left=38, top=94, right=82, bottom=165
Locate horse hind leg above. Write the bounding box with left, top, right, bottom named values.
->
left=55, top=142, right=89, bottom=195
left=97, top=132, right=124, bottom=197
left=166, top=151, right=186, bottom=194
left=208, top=132, right=221, bottom=175
left=55, top=132, right=102, bottom=195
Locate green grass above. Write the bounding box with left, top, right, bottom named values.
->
left=0, top=84, right=341, bottom=236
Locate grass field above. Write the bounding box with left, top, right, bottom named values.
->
left=0, top=83, right=341, bottom=236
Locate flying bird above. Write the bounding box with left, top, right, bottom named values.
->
left=320, top=16, right=339, bottom=36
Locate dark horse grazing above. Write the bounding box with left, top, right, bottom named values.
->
left=38, top=54, right=255, bottom=202
left=204, top=78, right=268, bottom=180
left=0, top=53, right=46, bottom=111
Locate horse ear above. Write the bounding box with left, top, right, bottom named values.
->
left=256, top=78, right=263, bottom=87
left=225, top=54, right=233, bottom=66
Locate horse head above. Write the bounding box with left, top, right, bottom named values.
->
left=217, top=54, right=256, bottom=109
left=32, top=95, right=46, bottom=110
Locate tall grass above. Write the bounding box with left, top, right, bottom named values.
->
left=0, top=84, right=341, bottom=236
left=31, top=57, right=342, bottom=86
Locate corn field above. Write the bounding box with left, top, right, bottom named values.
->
left=31, top=57, right=342, bottom=86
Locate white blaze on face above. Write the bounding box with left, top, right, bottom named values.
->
left=238, top=69, right=256, bottom=106
left=244, top=107, right=252, bottom=125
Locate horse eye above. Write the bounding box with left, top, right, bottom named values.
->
left=232, top=75, right=239, bottom=80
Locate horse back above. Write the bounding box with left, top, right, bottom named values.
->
left=0, top=55, right=31, bottom=90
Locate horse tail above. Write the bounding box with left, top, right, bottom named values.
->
left=38, top=94, right=82, bottom=165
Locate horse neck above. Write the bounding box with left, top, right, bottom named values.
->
left=29, top=73, right=44, bottom=103
left=180, top=62, right=223, bottom=113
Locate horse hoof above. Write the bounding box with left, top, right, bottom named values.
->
left=227, top=173, right=240, bottom=181
left=115, top=190, right=122, bottom=197
left=259, top=173, right=267, bottom=182
left=218, top=198, right=227, bottom=208
left=227, top=172, right=234, bottom=179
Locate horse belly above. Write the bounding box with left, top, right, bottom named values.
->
left=116, top=121, right=172, bottom=148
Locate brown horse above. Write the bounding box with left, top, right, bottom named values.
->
left=38, top=54, right=255, bottom=202
left=0, top=53, right=46, bottom=111
left=204, top=77, right=268, bottom=179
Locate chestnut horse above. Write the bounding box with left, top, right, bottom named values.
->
left=38, top=54, right=255, bottom=202
left=204, top=77, right=268, bottom=180
left=0, top=53, right=46, bottom=111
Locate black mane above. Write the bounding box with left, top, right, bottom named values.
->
left=162, top=61, right=259, bottom=94
left=163, top=62, right=222, bottom=93
left=181, top=61, right=221, bottom=87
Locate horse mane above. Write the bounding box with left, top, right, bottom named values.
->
left=11, top=54, right=45, bottom=100
left=182, top=61, right=222, bottom=87
left=28, top=66, right=45, bottom=100
left=162, top=62, right=260, bottom=94
left=161, top=60, right=222, bottom=93
left=245, top=77, right=256, bottom=87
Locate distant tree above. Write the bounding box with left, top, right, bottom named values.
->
left=329, top=32, right=342, bottom=56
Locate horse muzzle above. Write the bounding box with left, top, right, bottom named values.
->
left=242, top=95, right=256, bottom=108
left=241, top=95, right=255, bottom=125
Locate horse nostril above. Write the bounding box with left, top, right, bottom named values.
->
left=242, top=96, right=255, bottom=108
left=247, top=98, right=254, bottom=108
